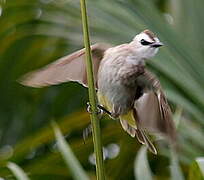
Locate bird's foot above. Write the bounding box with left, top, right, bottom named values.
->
left=86, top=102, right=104, bottom=115
left=86, top=102, right=118, bottom=119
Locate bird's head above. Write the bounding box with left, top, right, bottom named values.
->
left=131, top=29, right=163, bottom=59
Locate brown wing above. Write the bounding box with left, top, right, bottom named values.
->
left=157, top=90, right=177, bottom=142
left=136, top=92, right=162, bottom=133
left=20, top=43, right=110, bottom=88
left=135, top=70, right=177, bottom=142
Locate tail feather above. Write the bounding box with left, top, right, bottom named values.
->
left=120, top=110, right=157, bottom=154
left=120, top=119, right=145, bottom=144
left=135, top=129, right=145, bottom=145
left=139, top=129, right=157, bottom=154
left=120, top=119, right=136, bottom=137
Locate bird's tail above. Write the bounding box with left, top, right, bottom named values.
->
left=120, top=110, right=157, bottom=154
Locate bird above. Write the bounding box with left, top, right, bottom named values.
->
left=20, top=29, right=176, bottom=154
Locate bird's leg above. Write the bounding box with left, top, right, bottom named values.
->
left=98, top=104, right=121, bottom=119
left=87, top=102, right=121, bottom=120
left=84, top=102, right=119, bottom=142
left=111, top=105, right=121, bottom=119
left=97, top=105, right=112, bottom=116
left=87, top=101, right=115, bottom=117
left=83, top=106, right=108, bottom=143
left=98, top=104, right=120, bottom=119
left=84, top=103, right=106, bottom=143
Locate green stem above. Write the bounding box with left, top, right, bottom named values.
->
left=80, top=0, right=105, bottom=180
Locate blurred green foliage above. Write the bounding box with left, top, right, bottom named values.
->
left=0, top=0, right=203, bottom=179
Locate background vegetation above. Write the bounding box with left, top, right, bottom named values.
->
left=0, top=0, right=203, bottom=179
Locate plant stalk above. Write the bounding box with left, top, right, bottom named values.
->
left=80, top=0, right=105, bottom=180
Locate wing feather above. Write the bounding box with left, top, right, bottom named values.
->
left=135, top=70, right=176, bottom=142
left=157, top=90, right=177, bottom=142
left=20, top=43, right=110, bottom=88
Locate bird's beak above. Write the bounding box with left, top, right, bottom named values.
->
left=151, top=42, right=164, bottom=48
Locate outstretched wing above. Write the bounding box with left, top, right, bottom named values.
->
left=135, top=70, right=176, bottom=142
left=20, top=43, right=110, bottom=88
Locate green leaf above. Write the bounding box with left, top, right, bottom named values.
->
left=173, top=106, right=183, bottom=128
left=170, top=150, right=184, bottom=180
left=52, top=122, right=89, bottom=180
left=188, top=157, right=204, bottom=180
left=7, top=162, right=30, bottom=180
left=196, top=158, right=204, bottom=176
left=134, top=146, right=153, bottom=180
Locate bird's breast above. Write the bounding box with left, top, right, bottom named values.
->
left=97, top=59, right=144, bottom=114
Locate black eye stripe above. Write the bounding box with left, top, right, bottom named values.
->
left=140, top=39, right=152, bottom=46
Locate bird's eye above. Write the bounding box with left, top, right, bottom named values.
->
left=140, top=39, right=152, bottom=46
